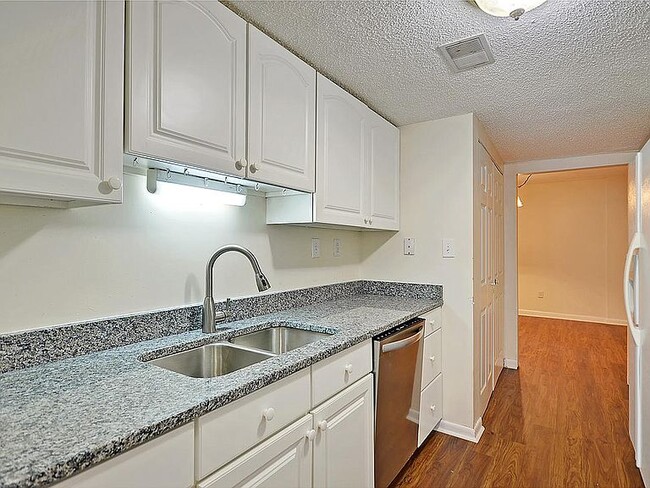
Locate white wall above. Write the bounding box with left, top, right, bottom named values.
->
left=0, top=172, right=362, bottom=333
left=503, top=152, right=637, bottom=366
left=517, top=167, right=628, bottom=325
left=361, top=113, right=475, bottom=429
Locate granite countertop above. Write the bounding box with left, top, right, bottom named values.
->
left=0, top=293, right=441, bottom=488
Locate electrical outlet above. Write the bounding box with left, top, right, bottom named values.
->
left=442, top=239, right=456, bottom=258
left=538, top=291, right=545, bottom=299
left=333, top=238, right=342, bottom=257
left=404, top=238, right=416, bottom=255
left=311, top=238, right=320, bottom=258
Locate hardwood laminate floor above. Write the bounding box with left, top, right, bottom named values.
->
left=390, top=316, right=644, bottom=488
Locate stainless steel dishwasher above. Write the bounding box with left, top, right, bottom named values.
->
left=373, top=318, right=425, bottom=488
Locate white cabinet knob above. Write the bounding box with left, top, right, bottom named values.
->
left=318, top=420, right=328, bottom=431
left=429, top=356, right=436, bottom=362
left=369, top=219, right=373, bottom=225
left=249, top=162, right=260, bottom=174
left=306, top=429, right=316, bottom=441
left=364, top=218, right=368, bottom=224
left=262, top=408, right=275, bottom=421
left=105, top=177, right=122, bottom=191
left=430, top=405, right=436, bottom=413
left=235, top=158, right=247, bottom=171
left=344, top=363, right=353, bottom=374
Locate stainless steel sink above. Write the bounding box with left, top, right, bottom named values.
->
left=146, top=343, right=274, bottom=378
left=230, top=326, right=332, bottom=354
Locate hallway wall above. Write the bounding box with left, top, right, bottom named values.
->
left=517, top=166, right=628, bottom=325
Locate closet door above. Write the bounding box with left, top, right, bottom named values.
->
left=315, top=74, right=367, bottom=227
left=0, top=0, right=124, bottom=206
left=248, top=26, right=315, bottom=192
left=126, top=1, right=246, bottom=177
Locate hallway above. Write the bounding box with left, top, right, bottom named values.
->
left=391, top=316, right=644, bottom=487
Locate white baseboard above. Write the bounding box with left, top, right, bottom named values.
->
left=504, top=358, right=518, bottom=369
left=518, top=309, right=626, bottom=327
left=435, top=417, right=485, bottom=443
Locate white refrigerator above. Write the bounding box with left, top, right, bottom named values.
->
left=626, top=136, right=650, bottom=483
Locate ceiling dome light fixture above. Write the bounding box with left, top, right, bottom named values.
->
left=474, top=0, right=548, bottom=20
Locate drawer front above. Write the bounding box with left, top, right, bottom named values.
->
left=197, top=368, right=311, bottom=480
left=421, top=329, right=442, bottom=389
left=54, top=424, right=194, bottom=488
left=422, top=306, right=442, bottom=337
left=418, top=373, right=442, bottom=447
left=311, top=340, right=372, bottom=407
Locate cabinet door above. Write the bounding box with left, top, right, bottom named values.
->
left=248, top=26, right=315, bottom=192
left=418, top=373, right=443, bottom=447
left=315, top=74, right=367, bottom=227
left=312, top=374, right=374, bottom=488
left=0, top=0, right=124, bottom=206
left=126, top=1, right=246, bottom=177
left=197, top=415, right=313, bottom=488
left=54, top=424, right=194, bottom=488
left=366, top=111, right=400, bottom=230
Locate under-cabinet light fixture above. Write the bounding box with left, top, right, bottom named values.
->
left=146, top=168, right=247, bottom=207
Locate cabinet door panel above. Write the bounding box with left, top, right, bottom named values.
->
left=312, top=374, right=374, bottom=488
left=418, top=373, right=443, bottom=447
left=0, top=0, right=123, bottom=205
left=198, top=415, right=313, bottom=488
left=315, top=74, right=366, bottom=227
left=248, top=26, right=315, bottom=192
left=367, top=112, right=400, bottom=230
left=126, top=1, right=246, bottom=176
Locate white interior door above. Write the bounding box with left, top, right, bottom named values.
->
left=477, top=143, right=496, bottom=416
left=493, top=167, right=505, bottom=386
left=637, top=138, right=650, bottom=484
left=126, top=0, right=247, bottom=177
left=247, top=25, right=315, bottom=192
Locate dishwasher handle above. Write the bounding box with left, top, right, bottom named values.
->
left=381, top=327, right=423, bottom=353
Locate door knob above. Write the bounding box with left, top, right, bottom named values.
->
left=318, top=420, right=328, bottom=431
left=105, top=177, right=122, bottom=191
left=344, top=363, right=354, bottom=374
left=306, top=429, right=316, bottom=441
left=249, top=162, right=260, bottom=174
left=235, top=158, right=247, bottom=171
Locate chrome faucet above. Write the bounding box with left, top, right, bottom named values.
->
left=202, top=245, right=271, bottom=333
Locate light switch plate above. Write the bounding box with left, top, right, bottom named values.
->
left=311, top=238, right=320, bottom=258
left=404, top=238, right=416, bottom=256
left=442, top=239, right=456, bottom=258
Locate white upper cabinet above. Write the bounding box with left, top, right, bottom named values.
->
left=126, top=1, right=247, bottom=177
left=247, top=26, right=316, bottom=192
left=0, top=0, right=124, bottom=207
left=367, top=111, right=400, bottom=230
left=315, top=74, right=367, bottom=227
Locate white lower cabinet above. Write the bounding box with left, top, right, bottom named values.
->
left=311, top=374, right=374, bottom=488
left=417, top=306, right=444, bottom=447
left=197, top=415, right=313, bottom=488
left=418, top=373, right=443, bottom=446
left=53, top=423, right=194, bottom=488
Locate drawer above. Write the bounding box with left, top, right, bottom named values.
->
left=196, top=368, right=311, bottom=480
left=418, top=373, right=442, bottom=447
left=421, top=328, right=442, bottom=389
left=311, top=340, right=372, bottom=407
left=54, top=423, right=194, bottom=488
left=422, top=306, right=442, bottom=336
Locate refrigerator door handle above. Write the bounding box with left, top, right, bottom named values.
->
left=624, top=232, right=642, bottom=346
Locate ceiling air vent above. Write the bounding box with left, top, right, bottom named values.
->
left=439, top=34, right=495, bottom=73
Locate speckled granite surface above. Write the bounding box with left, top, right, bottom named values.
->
left=0, top=287, right=442, bottom=488
left=0, top=280, right=442, bottom=373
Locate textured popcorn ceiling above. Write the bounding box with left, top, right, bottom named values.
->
left=225, top=0, right=650, bottom=163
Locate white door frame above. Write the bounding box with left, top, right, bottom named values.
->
left=503, top=151, right=637, bottom=368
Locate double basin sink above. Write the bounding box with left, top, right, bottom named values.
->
left=146, top=325, right=333, bottom=378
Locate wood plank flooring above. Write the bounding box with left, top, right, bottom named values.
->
left=390, top=316, right=644, bottom=488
